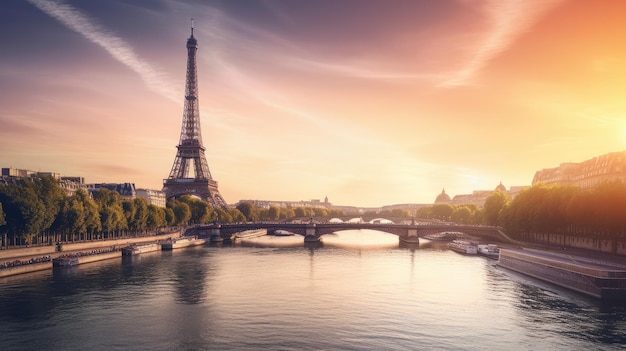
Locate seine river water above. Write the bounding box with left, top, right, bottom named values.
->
left=1, top=230, right=625, bottom=351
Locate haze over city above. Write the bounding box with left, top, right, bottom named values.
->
left=2, top=0, right=626, bottom=207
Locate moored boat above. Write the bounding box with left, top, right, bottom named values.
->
left=448, top=239, right=478, bottom=255
left=52, top=257, right=80, bottom=267
left=423, top=231, right=466, bottom=241
left=161, top=237, right=206, bottom=250
left=233, top=229, right=267, bottom=239
left=497, top=248, right=626, bottom=300
left=122, top=243, right=161, bottom=256
left=477, top=244, right=499, bottom=259
left=53, top=250, right=121, bottom=267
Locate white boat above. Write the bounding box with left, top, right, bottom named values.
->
left=233, top=229, right=267, bottom=239
left=161, top=237, right=206, bottom=250
left=423, top=231, right=465, bottom=241
left=122, top=243, right=161, bottom=256
left=477, top=244, right=499, bottom=259
left=448, top=240, right=478, bottom=255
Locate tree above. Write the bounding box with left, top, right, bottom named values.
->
left=214, top=208, right=232, bottom=223
left=75, top=189, right=101, bottom=237
left=228, top=208, right=246, bottom=223
left=483, top=190, right=510, bottom=226
left=416, top=206, right=432, bottom=219
left=146, top=205, right=167, bottom=230
left=0, top=202, right=6, bottom=227
left=236, top=202, right=257, bottom=222
left=94, top=188, right=127, bottom=237
left=164, top=207, right=176, bottom=226
left=450, top=206, right=472, bottom=224
left=430, top=204, right=453, bottom=221
left=267, top=206, right=280, bottom=221
left=131, top=197, right=149, bottom=232
left=168, top=200, right=191, bottom=226
left=0, top=179, right=47, bottom=245
left=32, top=176, right=64, bottom=233
left=53, top=197, right=86, bottom=241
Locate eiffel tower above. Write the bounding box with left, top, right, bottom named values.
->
left=162, top=21, right=228, bottom=209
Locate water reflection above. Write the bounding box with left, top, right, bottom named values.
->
left=505, top=267, right=626, bottom=346
left=320, top=229, right=399, bottom=249
left=170, top=247, right=211, bottom=305
left=236, top=229, right=401, bottom=250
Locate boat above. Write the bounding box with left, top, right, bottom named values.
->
left=52, top=250, right=121, bottom=267
left=52, top=257, right=79, bottom=267
left=122, top=246, right=140, bottom=256
left=122, top=243, right=161, bottom=256
left=477, top=244, right=500, bottom=259
left=161, top=237, right=206, bottom=250
left=233, top=229, right=267, bottom=239
left=423, top=231, right=465, bottom=241
left=497, top=248, right=626, bottom=300
left=448, top=239, right=478, bottom=255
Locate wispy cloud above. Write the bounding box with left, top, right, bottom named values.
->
left=443, top=0, right=565, bottom=86
left=288, top=58, right=444, bottom=83
left=26, top=0, right=178, bottom=102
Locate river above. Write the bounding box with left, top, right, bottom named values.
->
left=0, top=229, right=624, bottom=350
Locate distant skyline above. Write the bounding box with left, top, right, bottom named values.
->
left=2, top=0, right=626, bottom=207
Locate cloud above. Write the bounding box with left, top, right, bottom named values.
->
left=26, top=0, right=178, bottom=102
left=443, top=0, right=565, bottom=86
left=288, top=58, right=444, bottom=83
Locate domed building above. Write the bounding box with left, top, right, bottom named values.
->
left=495, top=182, right=506, bottom=192
left=434, top=188, right=451, bottom=204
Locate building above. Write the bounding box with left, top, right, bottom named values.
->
left=136, top=188, right=167, bottom=208
left=86, top=183, right=137, bottom=199
left=532, top=150, right=626, bottom=188
left=434, top=189, right=451, bottom=204
left=1, top=167, right=83, bottom=196
left=436, top=182, right=527, bottom=207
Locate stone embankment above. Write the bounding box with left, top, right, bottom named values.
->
left=0, top=231, right=181, bottom=278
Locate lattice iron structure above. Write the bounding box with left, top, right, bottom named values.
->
left=162, top=22, right=228, bottom=209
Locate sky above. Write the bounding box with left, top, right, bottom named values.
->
left=1, top=0, right=626, bottom=207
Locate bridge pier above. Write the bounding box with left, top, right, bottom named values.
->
left=209, top=224, right=223, bottom=242
left=400, top=226, right=420, bottom=244
left=304, top=219, right=321, bottom=243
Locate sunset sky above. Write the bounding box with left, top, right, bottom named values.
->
left=2, top=0, right=626, bottom=207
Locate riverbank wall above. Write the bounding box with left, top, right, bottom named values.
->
left=0, top=261, right=51, bottom=278
left=498, top=248, right=626, bottom=300
left=0, top=231, right=181, bottom=261
left=524, top=233, right=626, bottom=256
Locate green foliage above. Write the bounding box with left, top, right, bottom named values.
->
left=0, top=179, right=47, bottom=244
left=267, top=206, right=280, bottom=221
left=228, top=208, right=246, bottom=223
left=75, top=189, right=101, bottom=234
left=176, top=196, right=214, bottom=224
left=483, top=189, right=510, bottom=226
left=450, top=206, right=472, bottom=224
left=430, top=204, right=454, bottom=221
left=94, top=188, right=127, bottom=233
left=214, top=208, right=232, bottom=223
left=0, top=202, right=6, bottom=227
left=32, top=176, right=64, bottom=231
left=147, top=204, right=167, bottom=229
left=168, top=199, right=192, bottom=226
left=236, top=202, right=257, bottom=222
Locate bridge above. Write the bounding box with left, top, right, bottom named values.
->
left=187, top=221, right=507, bottom=245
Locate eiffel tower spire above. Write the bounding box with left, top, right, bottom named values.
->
left=162, top=21, right=227, bottom=209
